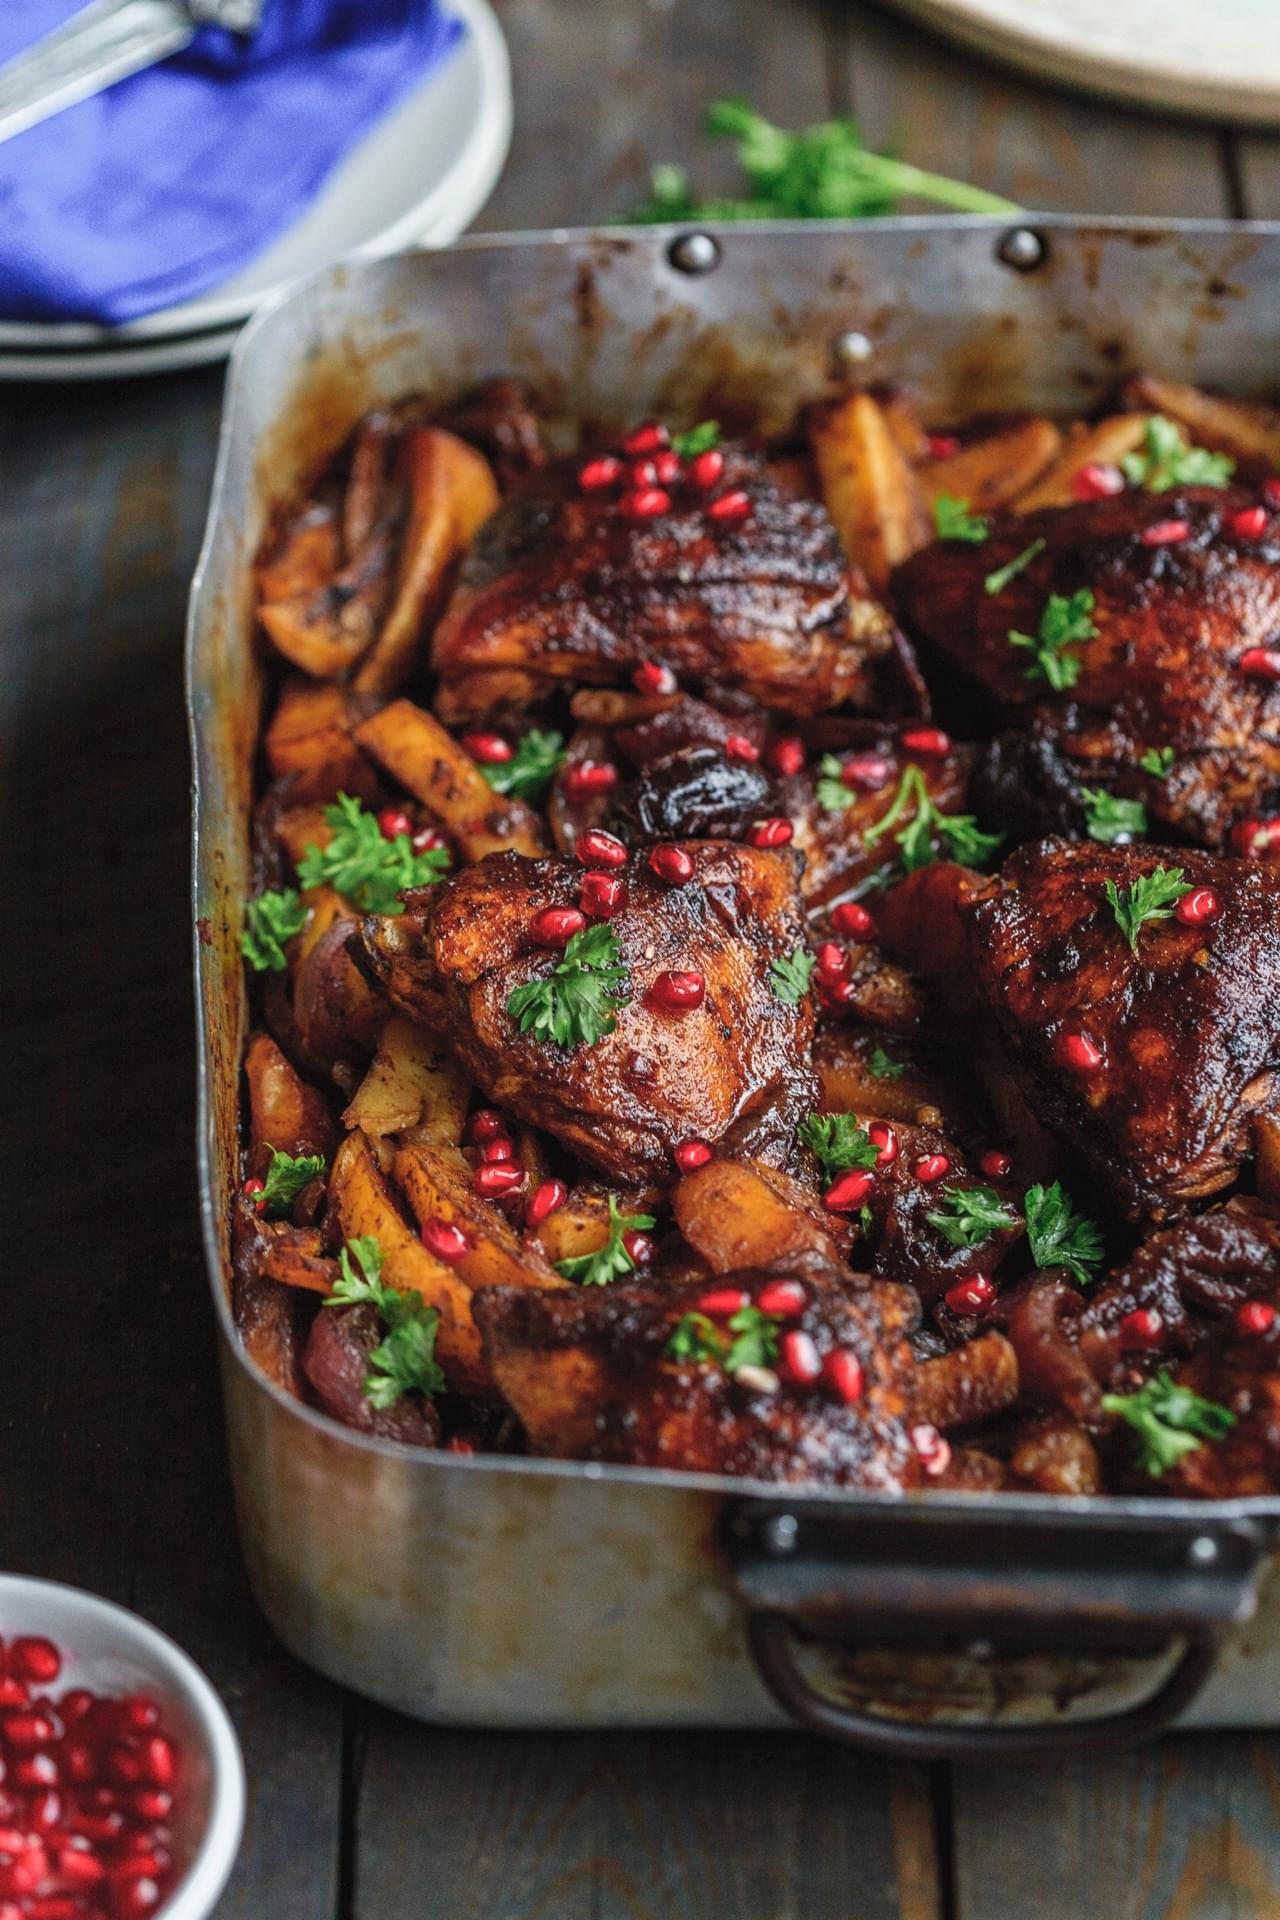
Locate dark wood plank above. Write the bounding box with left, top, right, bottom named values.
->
left=352, top=1720, right=942, bottom=1920
left=951, top=1731, right=1280, bottom=1920
left=0, top=370, right=345, bottom=1920
left=834, top=1, right=1233, bottom=217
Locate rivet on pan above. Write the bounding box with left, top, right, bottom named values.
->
left=997, top=227, right=1046, bottom=273
left=967, top=1637, right=995, bottom=1660
left=1186, top=1534, right=1220, bottom=1568
left=668, top=231, right=721, bottom=275
left=832, top=328, right=873, bottom=375
left=760, top=1513, right=799, bottom=1556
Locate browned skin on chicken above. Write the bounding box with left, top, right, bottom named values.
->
left=893, top=489, right=1280, bottom=848
left=364, top=842, right=818, bottom=1183
left=433, top=378, right=547, bottom=492
left=431, top=445, right=906, bottom=722
left=966, top=839, right=1280, bottom=1219
left=862, top=1119, right=1023, bottom=1306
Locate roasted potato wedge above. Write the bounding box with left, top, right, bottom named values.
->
left=244, top=1030, right=336, bottom=1167
left=920, top=418, right=1063, bottom=513
left=258, top=522, right=396, bottom=680
left=673, top=1157, right=841, bottom=1273
left=1012, top=415, right=1151, bottom=512
left=264, top=679, right=380, bottom=804
left=524, top=1190, right=615, bottom=1269
left=809, top=391, right=932, bottom=589
left=1121, top=373, right=1280, bottom=468
left=343, top=1017, right=469, bottom=1145
left=394, top=1141, right=562, bottom=1293
left=912, top=1333, right=1020, bottom=1429
left=354, top=698, right=544, bottom=861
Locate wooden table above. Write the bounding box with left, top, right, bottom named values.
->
left=4, top=3, right=1280, bottom=1914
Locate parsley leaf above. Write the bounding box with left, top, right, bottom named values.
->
left=508, top=922, right=631, bottom=1049
left=1008, top=587, right=1097, bottom=691
left=725, top=1304, right=782, bottom=1372
left=241, top=888, right=308, bottom=972
left=555, top=1193, right=658, bottom=1286
left=1023, top=1181, right=1105, bottom=1286
left=770, top=948, right=816, bottom=1004
left=934, top=493, right=990, bottom=543
left=328, top=1235, right=387, bottom=1306
left=627, top=99, right=1022, bottom=224
left=1101, top=1369, right=1235, bottom=1477
left=667, top=1311, right=725, bottom=1364
left=297, top=793, right=450, bottom=915
left=816, top=752, right=857, bottom=812
left=926, top=1183, right=1017, bottom=1249
left=1139, top=745, right=1176, bottom=778
left=863, top=764, right=1003, bottom=876
left=1081, top=788, right=1148, bottom=845
left=1121, top=415, right=1234, bottom=494
left=480, top=728, right=566, bottom=803
left=1104, top=865, right=1191, bottom=953
left=983, top=537, right=1046, bottom=596
left=325, top=1235, right=445, bottom=1409
left=258, top=1146, right=326, bottom=1218
left=869, top=1045, right=905, bottom=1080
left=671, top=420, right=720, bottom=457
left=797, top=1112, right=878, bottom=1186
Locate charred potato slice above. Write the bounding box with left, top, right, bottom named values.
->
left=672, top=1157, right=841, bottom=1273
left=354, top=698, right=544, bottom=861
left=343, top=1018, right=469, bottom=1146
left=1012, top=415, right=1150, bottom=512
left=809, top=391, right=931, bottom=590
left=1121, top=373, right=1280, bottom=468
left=394, top=1141, right=562, bottom=1292
left=919, top=418, right=1062, bottom=514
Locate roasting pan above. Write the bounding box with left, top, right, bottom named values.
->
left=188, top=218, right=1280, bottom=1757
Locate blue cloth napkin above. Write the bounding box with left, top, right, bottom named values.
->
left=0, top=0, right=463, bottom=325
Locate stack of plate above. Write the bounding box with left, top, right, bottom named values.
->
left=0, top=0, right=511, bottom=380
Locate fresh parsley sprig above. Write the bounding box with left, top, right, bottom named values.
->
left=1101, top=1369, right=1235, bottom=1477
left=1104, top=866, right=1191, bottom=953
left=1023, top=1181, right=1105, bottom=1286
left=862, top=765, right=1003, bottom=875
left=1008, top=588, right=1097, bottom=691
left=666, top=1303, right=783, bottom=1374
left=926, top=1184, right=1017, bottom=1249
left=258, top=1146, right=326, bottom=1218
left=1139, top=745, right=1176, bottom=778
left=508, top=923, right=631, bottom=1049
left=797, top=1112, right=878, bottom=1187
left=1121, top=416, right=1234, bottom=494
left=868, top=1045, right=905, bottom=1080
left=628, top=99, right=1022, bottom=223
left=672, top=420, right=720, bottom=457
left=1081, top=789, right=1148, bottom=846
left=983, top=537, right=1046, bottom=596
left=934, top=493, right=990, bottom=544
left=326, top=1236, right=445, bottom=1409
left=770, top=948, right=816, bottom=1005
left=297, top=793, right=449, bottom=915
left=816, top=753, right=856, bottom=813
left=555, top=1193, right=657, bottom=1286
left=479, top=728, right=566, bottom=803
left=241, top=888, right=308, bottom=972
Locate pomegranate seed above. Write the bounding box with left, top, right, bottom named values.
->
left=901, top=727, right=951, bottom=756
left=576, top=828, right=627, bottom=868
left=2, top=1715, right=54, bottom=1751
left=653, top=449, right=682, bottom=486
left=578, top=454, right=623, bottom=491
left=723, top=733, right=760, bottom=763
left=779, top=1330, right=823, bottom=1385
left=135, top=1739, right=174, bottom=1789
left=756, top=1279, right=807, bottom=1317
left=620, top=486, right=670, bottom=520
left=689, top=447, right=725, bottom=489
left=927, top=433, right=960, bottom=458
left=823, top=1348, right=865, bottom=1404
left=1230, top=816, right=1280, bottom=858
left=446, top=1437, right=475, bottom=1455
left=707, top=489, right=752, bottom=523
left=241, top=1176, right=265, bottom=1210
left=1119, top=1308, right=1164, bottom=1350
left=462, top=732, right=512, bottom=765
left=824, top=1168, right=876, bottom=1212
left=580, top=871, right=628, bottom=917
left=105, top=1745, right=144, bottom=1787
left=111, top=1876, right=163, bottom=1918
left=1236, top=1300, right=1276, bottom=1337
left=467, top=1108, right=506, bottom=1143
left=633, top=659, right=677, bottom=695
left=12, top=1754, right=57, bottom=1790
left=697, top=1288, right=751, bottom=1318
left=25, top=1899, right=78, bottom=1920
left=376, top=806, right=413, bottom=841
left=945, top=1274, right=997, bottom=1315
left=1072, top=461, right=1125, bottom=501
left=1175, top=887, right=1220, bottom=927
left=27, top=1788, right=61, bottom=1831
left=57, top=1846, right=105, bottom=1888
left=473, top=1162, right=525, bottom=1198
left=7, top=1643, right=59, bottom=1689
left=526, top=1179, right=567, bottom=1227
left=1265, top=478, right=1280, bottom=510
left=979, top=1150, right=1011, bottom=1179
left=648, top=969, right=705, bottom=1013
left=1056, top=1030, right=1102, bottom=1072
left=815, top=941, right=850, bottom=982
left=840, top=752, right=891, bottom=792
left=913, top=1154, right=950, bottom=1184
left=768, top=735, right=806, bottom=778
left=58, top=1692, right=95, bottom=1725
left=481, top=1137, right=515, bottom=1163
left=623, top=421, right=669, bottom=455
left=529, top=905, right=587, bottom=946
left=411, top=825, right=448, bottom=855
left=1142, top=517, right=1190, bottom=545
left=911, top=1422, right=952, bottom=1475
left=622, top=1229, right=654, bottom=1266
left=1239, top=646, right=1280, bottom=681
left=1231, top=505, right=1268, bottom=539
left=564, top=759, right=619, bottom=798
left=831, top=901, right=876, bottom=941
left=7, top=1849, right=49, bottom=1895
left=629, top=458, right=658, bottom=488
left=117, top=1696, right=161, bottom=1736
left=421, top=1218, right=469, bottom=1264
left=747, top=817, right=793, bottom=848
left=816, top=974, right=856, bottom=1010
left=674, top=1138, right=713, bottom=1172
left=647, top=844, right=695, bottom=885
left=70, top=1813, right=124, bottom=1847
left=867, top=1121, right=898, bottom=1166
left=61, top=1743, right=95, bottom=1787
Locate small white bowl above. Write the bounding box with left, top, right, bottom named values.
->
left=0, top=1575, right=245, bottom=1918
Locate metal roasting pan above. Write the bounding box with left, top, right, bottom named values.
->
left=188, top=218, right=1280, bottom=1757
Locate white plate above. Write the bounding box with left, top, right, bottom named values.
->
left=880, top=0, right=1280, bottom=125
left=0, top=0, right=511, bottom=378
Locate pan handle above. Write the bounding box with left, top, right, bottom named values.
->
left=725, top=1497, right=1265, bottom=1759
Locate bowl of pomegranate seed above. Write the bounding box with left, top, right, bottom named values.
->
left=0, top=1576, right=244, bottom=1919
